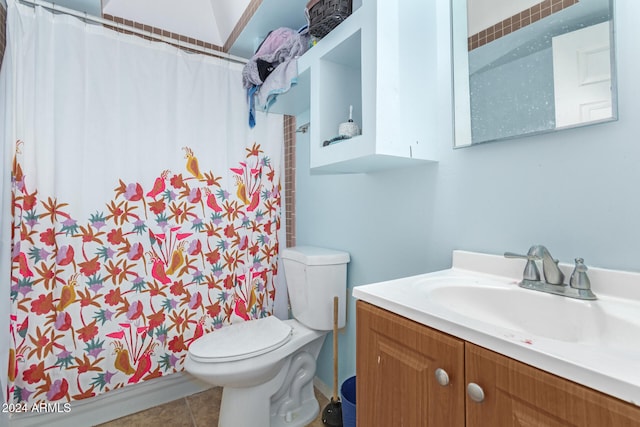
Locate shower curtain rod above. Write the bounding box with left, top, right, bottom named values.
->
left=17, top=0, right=249, bottom=64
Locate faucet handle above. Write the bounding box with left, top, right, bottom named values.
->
left=570, top=258, right=591, bottom=290
left=504, top=252, right=541, bottom=281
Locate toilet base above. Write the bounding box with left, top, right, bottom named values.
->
left=218, top=362, right=319, bottom=427
left=270, top=349, right=319, bottom=427
left=218, top=378, right=279, bottom=427
left=270, top=396, right=319, bottom=427
left=218, top=336, right=325, bottom=427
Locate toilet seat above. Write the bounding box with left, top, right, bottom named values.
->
left=189, top=316, right=293, bottom=363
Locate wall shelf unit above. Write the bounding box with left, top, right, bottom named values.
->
left=268, top=0, right=440, bottom=174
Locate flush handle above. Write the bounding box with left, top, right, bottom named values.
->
left=467, top=383, right=485, bottom=403
left=434, top=368, right=449, bottom=386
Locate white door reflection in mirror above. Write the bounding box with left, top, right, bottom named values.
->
left=552, top=21, right=612, bottom=128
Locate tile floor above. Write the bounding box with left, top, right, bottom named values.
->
left=96, top=386, right=330, bottom=427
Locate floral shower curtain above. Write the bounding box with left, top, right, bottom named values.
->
left=0, top=0, right=284, bottom=406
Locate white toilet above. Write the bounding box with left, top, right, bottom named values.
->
left=185, top=246, right=350, bottom=427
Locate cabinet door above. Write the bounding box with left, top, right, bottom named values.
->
left=465, top=343, right=640, bottom=426
left=356, top=301, right=465, bottom=427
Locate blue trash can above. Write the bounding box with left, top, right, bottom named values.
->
left=341, top=376, right=356, bottom=427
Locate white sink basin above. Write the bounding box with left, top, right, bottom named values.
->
left=416, top=276, right=599, bottom=342
left=414, top=276, right=640, bottom=355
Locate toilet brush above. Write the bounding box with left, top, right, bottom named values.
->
left=322, top=296, right=342, bottom=426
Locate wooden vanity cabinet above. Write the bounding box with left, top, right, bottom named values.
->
left=466, top=343, right=640, bottom=426
left=356, top=301, right=465, bottom=427
left=356, top=301, right=640, bottom=427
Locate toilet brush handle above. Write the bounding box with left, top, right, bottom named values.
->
left=333, top=296, right=339, bottom=401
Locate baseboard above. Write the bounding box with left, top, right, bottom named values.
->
left=6, top=374, right=333, bottom=426
left=313, top=376, right=332, bottom=401
left=7, top=372, right=211, bottom=427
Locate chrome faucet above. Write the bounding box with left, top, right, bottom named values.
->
left=530, top=245, right=564, bottom=285
left=504, top=245, right=596, bottom=300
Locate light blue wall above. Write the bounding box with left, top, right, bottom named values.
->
left=296, top=0, right=640, bottom=391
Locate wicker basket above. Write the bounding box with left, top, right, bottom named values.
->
left=306, top=0, right=353, bottom=39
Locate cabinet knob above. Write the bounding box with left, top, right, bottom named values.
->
left=434, top=368, right=449, bottom=386
left=467, top=383, right=485, bottom=403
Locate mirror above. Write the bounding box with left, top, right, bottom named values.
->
left=452, top=0, right=617, bottom=147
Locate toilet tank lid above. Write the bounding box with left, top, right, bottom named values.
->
left=282, top=246, right=350, bottom=265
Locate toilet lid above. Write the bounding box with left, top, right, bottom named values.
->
left=189, top=316, right=293, bottom=362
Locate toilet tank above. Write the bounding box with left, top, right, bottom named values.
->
left=282, top=246, right=350, bottom=330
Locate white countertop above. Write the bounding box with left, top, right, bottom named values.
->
left=352, top=250, right=640, bottom=406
